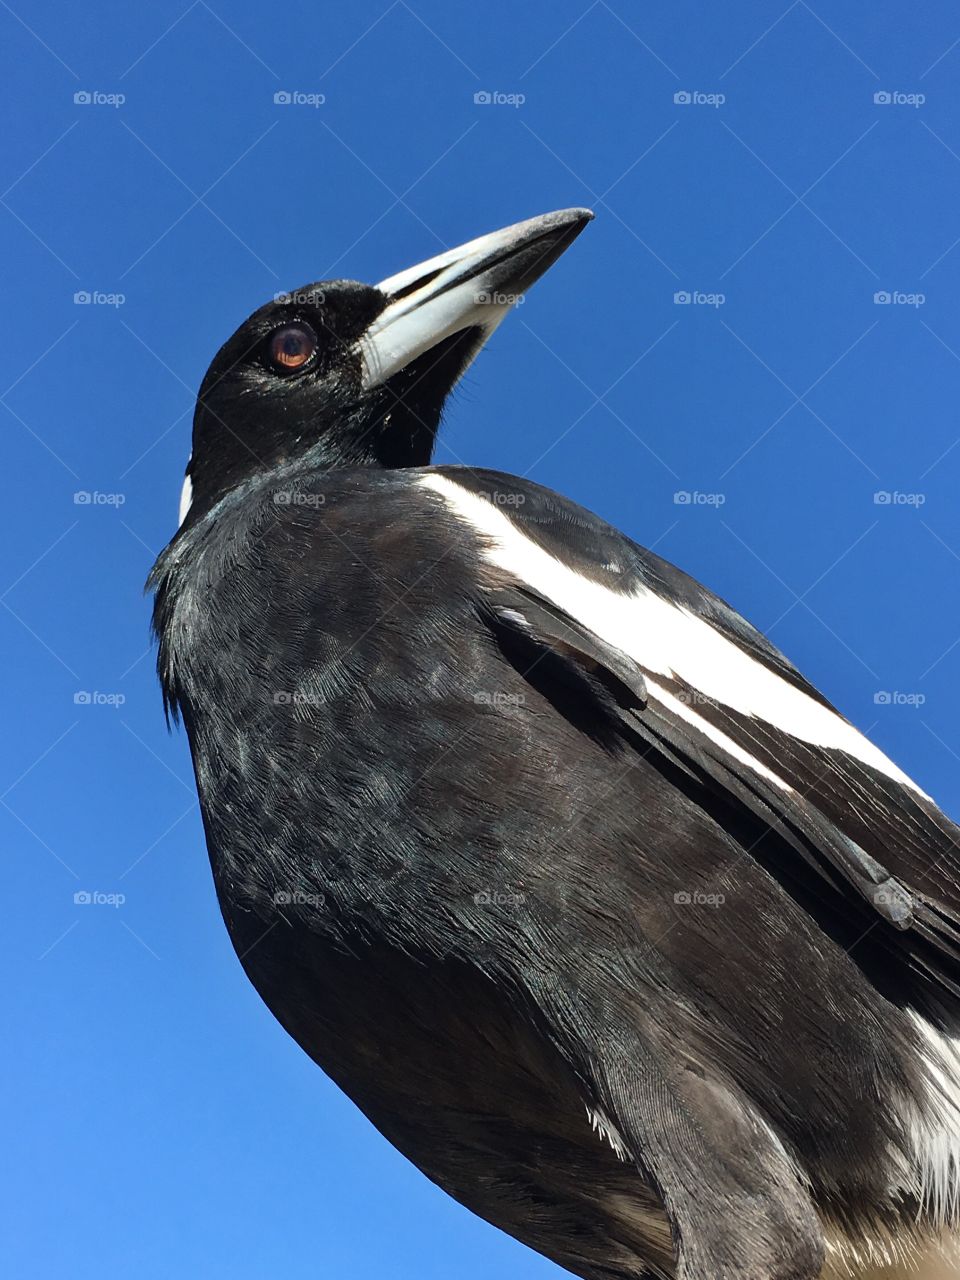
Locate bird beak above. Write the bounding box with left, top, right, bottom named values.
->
left=357, top=208, right=593, bottom=390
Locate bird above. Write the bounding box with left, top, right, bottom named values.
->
left=151, top=207, right=960, bottom=1280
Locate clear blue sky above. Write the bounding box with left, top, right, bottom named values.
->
left=5, top=2, right=960, bottom=1276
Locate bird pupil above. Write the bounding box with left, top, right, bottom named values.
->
left=271, top=325, right=315, bottom=369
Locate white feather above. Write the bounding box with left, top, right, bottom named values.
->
left=419, top=473, right=928, bottom=799
left=907, top=1012, right=960, bottom=1225
left=178, top=471, right=193, bottom=527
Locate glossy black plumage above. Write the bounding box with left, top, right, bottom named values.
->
left=151, top=211, right=960, bottom=1279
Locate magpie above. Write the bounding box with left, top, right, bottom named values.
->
left=151, top=209, right=960, bottom=1280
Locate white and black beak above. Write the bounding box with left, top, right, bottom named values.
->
left=358, top=207, right=593, bottom=389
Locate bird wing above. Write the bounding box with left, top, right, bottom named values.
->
left=421, top=466, right=960, bottom=1015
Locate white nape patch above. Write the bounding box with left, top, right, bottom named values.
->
left=178, top=471, right=193, bottom=527
left=419, top=473, right=929, bottom=799
left=651, top=681, right=793, bottom=791
left=907, top=1012, right=960, bottom=1224
left=586, top=1104, right=631, bottom=1162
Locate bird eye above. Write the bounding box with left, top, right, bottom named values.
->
left=269, top=324, right=317, bottom=371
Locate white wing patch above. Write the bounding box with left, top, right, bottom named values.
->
left=586, top=1104, right=631, bottom=1162
left=420, top=472, right=927, bottom=799
left=651, top=681, right=793, bottom=791
left=178, top=471, right=193, bottom=527
left=907, top=1012, right=960, bottom=1224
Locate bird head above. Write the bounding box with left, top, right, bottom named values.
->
left=179, top=208, right=593, bottom=527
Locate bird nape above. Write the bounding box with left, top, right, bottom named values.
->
left=150, top=209, right=960, bottom=1280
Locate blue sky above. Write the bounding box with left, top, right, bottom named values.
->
left=5, top=2, right=960, bottom=1276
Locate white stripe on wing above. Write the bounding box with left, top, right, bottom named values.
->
left=420, top=471, right=926, bottom=798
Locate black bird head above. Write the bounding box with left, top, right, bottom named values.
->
left=180, top=207, right=593, bottom=528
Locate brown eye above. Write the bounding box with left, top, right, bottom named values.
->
left=269, top=324, right=317, bottom=371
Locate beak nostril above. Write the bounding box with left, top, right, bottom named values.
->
left=387, top=265, right=446, bottom=303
